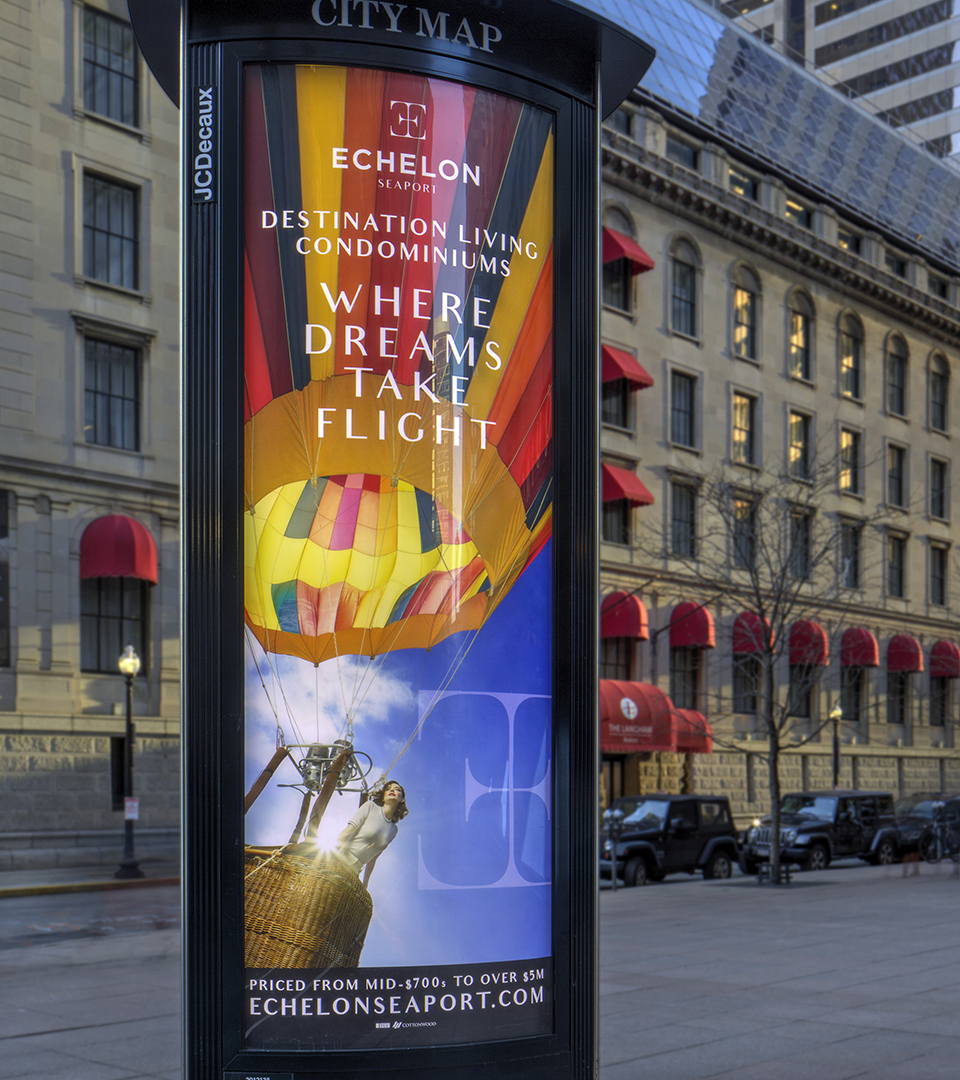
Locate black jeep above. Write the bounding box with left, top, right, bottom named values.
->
left=740, top=790, right=898, bottom=872
left=600, top=794, right=740, bottom=887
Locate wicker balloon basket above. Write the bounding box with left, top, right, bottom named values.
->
left=244, top=846, right=373, bottom=969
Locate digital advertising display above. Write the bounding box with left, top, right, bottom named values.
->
left=240, top=64, right=555, bottom=1051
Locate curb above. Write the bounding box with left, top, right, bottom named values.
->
left=0, top=875, right=180, bottom=899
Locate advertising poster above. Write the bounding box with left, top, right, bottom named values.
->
left=241, top=65, right=555, bottom=1050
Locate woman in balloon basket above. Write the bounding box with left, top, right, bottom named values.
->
left=336, top=781, right=408, bottom=885
left=243, top=777, right=408, bottom=971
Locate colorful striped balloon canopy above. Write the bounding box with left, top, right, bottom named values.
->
left=243, top=65, right=554, bottom=663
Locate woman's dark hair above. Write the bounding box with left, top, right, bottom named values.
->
left=372, top=781, right=408, bottom=821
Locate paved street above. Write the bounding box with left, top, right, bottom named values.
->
left=0, top=886, right=180, bottom=1080
left=2, top=864, right=959, bottom=1078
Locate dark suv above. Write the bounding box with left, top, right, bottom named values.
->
left=894, top=793, right=960, bottom=855
left=600, top=795, right=740, bottom=887
left=740, top=790, right=898, bottom=872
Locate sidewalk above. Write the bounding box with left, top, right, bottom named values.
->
left=0, top=857, right=179, bottom=898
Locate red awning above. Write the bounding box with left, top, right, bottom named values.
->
left=602, top=227, right=655, bottom=274
left=599, top=680, right=678, bottom=753
left=888, top=634, right=924, bottom=673
left=676, top=710, right=713, bottom=754
left=930, top=640, right=960, bottom=678
left=602, top=463, right=655, bottom=506
left=670, top=602, right=716, bottom=648
left=80, top=515, right=158, bottom=584
left=790, top=620, right=829, bottom=666
left=841, top=628, right=879, bottom=668
left=601, top=592, right=649, bottom=640
left=732, top=612, right=771, bottom=655
left=601, top=345, right=654, bottom=389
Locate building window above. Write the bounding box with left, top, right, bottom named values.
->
left=788, top=665, right=815, bottom=718
left=789, top=292, right=813, bottom=381
left=601, top=378, right=629, bottom=428
left=733, top=498, right=756, bottom=570
left=788, top=411, right=810, bottom=479
left=930, top=274, right=949, bottom=300
left=931, top=676, right=951, bottom=726
left=83, top=8, right=139, bottom=127
left=83, top=174, right=138, bottom=290
left=887, top=670, right=909, bottom=725
left=839, top=314, right=863, bottom=399
left=732, top=393, right=756, bottom=465
left=671, top=241, right=698, bottom=337
left=666, top=134, right=698, bottom=169
left=671, top=482, right=697, bottom=557
left=789, top=512, right=811, bottom=580
left=609, top=108, right=632, bottom=136
left=602, top=499, right=631, bottom=546
left=887, top=445, right=906, bottom=507
left=784, top=198, right=811, bottom=228
left=838, top=228, right=861, bottom=255
left=839, top=428, right=861, bottom=494
left=671, top=372, right=696, bottom=448
left=732, top=266, right=760, bottom=360
left=80, top=577, right=148, bottom=673
left=885, top=251, right=907, bottom=278
left=886, top=336, right=908, bottom=416
left=930, top=355, right=949, bottom=432
left=603, top=257, right=632, bottom=312
left=729, top=168, right=757, bottom=200
left=888, top=534, right=906, bottom=598
left=931, top=545, right=948, bottom=607
left=931, top=458, right=948, bottom=520
left=733, top=654, right=760, bottom=714
left=841, top=521, right=861, bottom=589
left=840, top=666, right=863, bottom=724
left=670, top=646, right=700, bottom=710
left=0, top=491, right=8, bottom=667
left=84, top=338, right=140, bottom=450
left=600, top=637, right=632, bottom=680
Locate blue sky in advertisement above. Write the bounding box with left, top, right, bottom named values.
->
left=245, top=542, right=554, bottom=968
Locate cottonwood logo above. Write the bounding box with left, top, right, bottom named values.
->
left=193, top=86, right=216, bottom=204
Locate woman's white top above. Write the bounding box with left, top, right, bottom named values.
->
left=336, top=801, right=398, bottom=872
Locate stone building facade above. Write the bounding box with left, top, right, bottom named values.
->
left=0, top=0, right=180, bottom=867
left=598, top=1, right=960, bottom=824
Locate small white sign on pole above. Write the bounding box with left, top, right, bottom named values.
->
left=125, top=796, right=140, bottom=821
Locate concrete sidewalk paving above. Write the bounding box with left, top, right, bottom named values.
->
left=601, top=860, right=960, bottom=1080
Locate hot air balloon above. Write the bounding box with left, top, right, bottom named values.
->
left=241, top=64, right=554, bottom=969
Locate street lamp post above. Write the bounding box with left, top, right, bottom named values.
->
left=830, top=702, right=843, bottom=790
left=116, top=645, right=144, bottom=880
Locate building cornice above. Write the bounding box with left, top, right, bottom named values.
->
left=602, top=139, right=960, bottom=350
left=0, top=455, right=179, bottom=507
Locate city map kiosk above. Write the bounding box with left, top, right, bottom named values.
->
left=127, top=1, right=654, bottom=1077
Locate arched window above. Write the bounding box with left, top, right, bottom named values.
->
left=732, top=265, right=760, bottom=360
left=79, top=515, right=157, bottom=674
left=839, top=313, right=864, bottom=400
left=789, top=291, right=814, bottom=381
left=670, top=238, right=699, bottom=338
left=886, top=335, right=908, bottom=417
left=930, top=354, right=950, bottom=432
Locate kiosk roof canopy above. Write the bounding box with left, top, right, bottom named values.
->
left=129, top=0, right=656, bottom=117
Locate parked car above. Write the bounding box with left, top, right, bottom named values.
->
left=739, top=790, right=898, bottom=872
left=600, top=795, right=740, bottom=886
left=894, top=793, right=960, bottom=855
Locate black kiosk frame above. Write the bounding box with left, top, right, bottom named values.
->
left=129, top=2, right=654, bottom=1078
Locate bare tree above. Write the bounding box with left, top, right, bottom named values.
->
left=633, top=438, right=888, bottom=881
